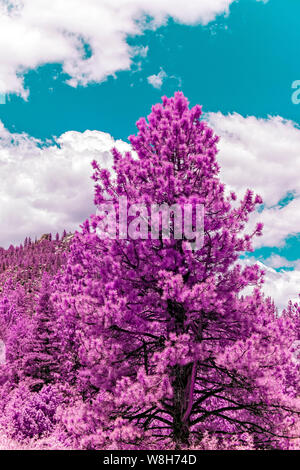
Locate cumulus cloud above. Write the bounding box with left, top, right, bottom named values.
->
left=260, top=263, right=300, bottom=310
left=0, top=122, right=130, bottom=248
left=147, top=68, right=167, bottom=89
left=262, top=254, right=296, bottom=270
left=240, top=259, right=300, bottom=311
left=0, top=0, right=237, bottom=97
left=208, top=113, right=300, bottom=207
left=207, top=112, right=300, bottom=248
left=248, top=198, right=300, bottom=248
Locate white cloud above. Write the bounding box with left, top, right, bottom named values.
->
left=259, top=262, right=300, bottom=310
left=262, top=254, right=295, bottom=270
left=259, top=263, right=300, bottom=311
left=137, top=46, right=149, bottom=58
left=0, top=121, right=130, bottom=248
left=207, top=112, right=300, bottom=248
left=208, top=113, right=300, bottom=207
left=147, top=68, right=167, bottom=89
left=0, top=0, right=238, bottom=97
left=240, top=259, right=300, bottom=312
left=248, top=198, right=300, bottom=248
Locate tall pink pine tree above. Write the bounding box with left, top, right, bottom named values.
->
left=53, top=93, right=300, bottom=449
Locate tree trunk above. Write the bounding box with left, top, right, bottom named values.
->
left=168, top=299, right=198, bottom=448
left=172, top=363, right=193, bottom=449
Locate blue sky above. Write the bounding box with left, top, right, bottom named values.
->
left=0, top=0, right=300, bottom=308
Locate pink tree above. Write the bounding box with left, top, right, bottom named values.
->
left=22, top=273, right=61, bottom=391
left=50, top=93, right=300, bottom=449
